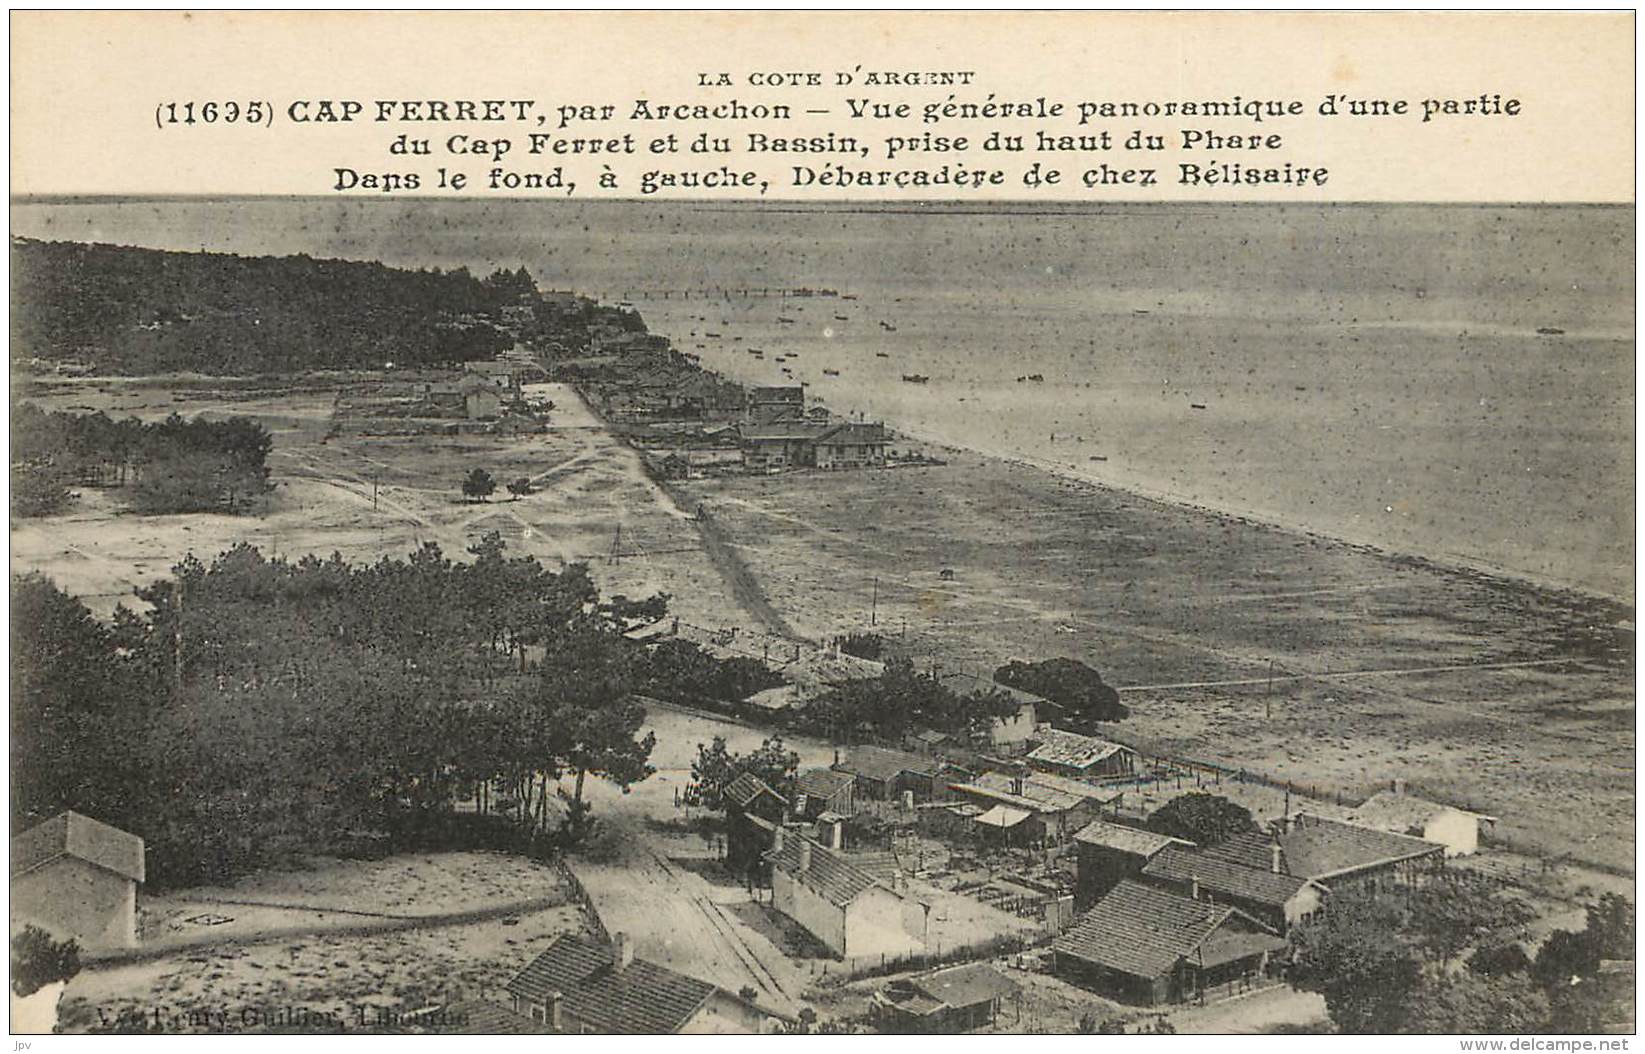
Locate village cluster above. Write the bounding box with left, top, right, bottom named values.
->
left=8, top=247, right=1628, bottom=1037
left=13, top=679, right=1496, bottom=1034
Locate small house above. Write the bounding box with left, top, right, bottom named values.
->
left=835, top=746, right=942, bottom=803
left=1139, top=844, right=1326, bottom=933
left=1026, top=728, right=1139, bottom=780
left=949, top=772, right=1121, bottom=846
left=793, top=767, right=857, bottom=820
left=871, top=962, right=1020, bottom=1033
left=1204, top=814, right=1446, bottom=892
left=811, top=422, right=889, bottom=469
left=504, top=933, right=778, bottom=1033
left=1053, top=880, right=1288, bottom=1006
left=1347, top=782, right=1496, bottom=857
left=1072, top=818, right=1192, bottom=910
left=11, top=811, right=145, bottom=950
left=766, top=831, right=925, bottom=959
left=723, top=772, right=789, bottom=879
left=740, top=423, right=826, bottom=472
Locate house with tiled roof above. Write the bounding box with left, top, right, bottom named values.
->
left=765, top=830, right=924, bottom=959
left=503, top=933, right=778, bottom=1034
left=1072, top=819, right=1193, bottom=911
left=1140, top=844, right=1326, bottom=932
left=811, top=422, right=888, bottom=469
left=949, top=771, right=1121, bottom=845
left=872, top=962, right=1021, bottom=1033
left=793, top=767, right=857, bottom=820
left=1052, top=880, right=1287, bottom=1006
left=11, top=811, right=145, bottom=949
left=1026, top=728, right=1138, bottom=779
left=1206, top=813, right=1446, bottom=891
left=835, top=745, right=943, bottom=803
left=722, top=773, right=789, bottom=879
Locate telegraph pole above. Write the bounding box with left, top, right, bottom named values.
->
left=870, top=577, right=878, bottom=626
left=1265, top=658, right=1276, bottom=720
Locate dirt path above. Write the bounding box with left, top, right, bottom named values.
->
left=692, top=505, right=802, bottom=641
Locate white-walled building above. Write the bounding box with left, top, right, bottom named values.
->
left=766, top=832, right=925, bottom=959
left=11, top=811, right=145, bottom=950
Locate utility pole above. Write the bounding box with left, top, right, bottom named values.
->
left=1265, top=658, right=1275, bottom=720
left=870, top=577, right=878, bottom=626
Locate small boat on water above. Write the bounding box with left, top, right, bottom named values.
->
left=879, top=321, right=897, bottom=331
left=823, top=368, right=840, bottom=376
left=705, top=332, right=722, bottom=338
left=1537, top=326, right=1565, bottom=336
left=1090, top=455, right=1108, bottom=462
left=834, top=315, right=849, bottom=321
left=842, top=294, right=858, bottom=301
left=1190, top=403, right=1207, bottom=410
left=778, top=316, right=796, bottom=324
left=902, top=374, right=929, bottom=384
left=876, top=351, right=890, bottom=358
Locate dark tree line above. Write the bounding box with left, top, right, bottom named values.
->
left=804, top=657, right=1022, bottom=744
left=11, top=238, right=535, bottom=374
left=11, top=533, right=660, bottom=888
left=1290, top=875, right=1634, bottom=1033
left=993, top=656, right=1129, bottom=725
left=11, top=404, right=273, bottom=517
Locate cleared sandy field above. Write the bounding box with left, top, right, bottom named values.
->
left=11, top=381, right=756, bottom=630
left=58, top=852, right=586, bottom=1034
left=678, top=452, right=1635, bottom=873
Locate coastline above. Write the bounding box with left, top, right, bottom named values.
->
left=885, top=419, right=1635, bottom=612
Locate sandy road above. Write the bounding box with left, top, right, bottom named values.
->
left=1116, top=656, right=1594, bottom=692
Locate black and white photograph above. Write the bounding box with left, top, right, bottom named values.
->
left=6, top=10, right=1636, bottom=1041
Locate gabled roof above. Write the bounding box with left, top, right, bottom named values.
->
left=11, top=811, right=145, bottom=883
left=749, top=385, right=804, bottom=403
left=505, top=935, right=717, bottom=1035
left=766, top=837, right=885, bottom=907
left=907, top=962, right=1019, bottom=1008
left=1348, top=790, right=1497, bottom=832
left=813, top=422, right=888, bottom=446
left=740, top=424, right=826, bottom=442
left=1027, top=728, right=1130, bottom=770
left=1054, top=880, right=1281, bottom=979
left=724, top=772, right=785, bottom=810
left=1019, top=770, right=1124, bottom=804
left=1207, top=815, right=1445, bottom=882
left=795, top=767, right=856, bottom=799
left=1141, top=845, right=1318, bottom=908
left=838, top=745, right=937, bottom=783
left=975, top=805, right=1032, bottom=829
left=1073, top=818, right=1191, bottom=858
left=968, top=771, right=1121, bottom=812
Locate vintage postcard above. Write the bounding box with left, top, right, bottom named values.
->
left=6, top=10, right=1636, bottom=1041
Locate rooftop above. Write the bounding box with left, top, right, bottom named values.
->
left=1207, top=814, right=1445, bottom=882
left=1054, top=879, right=1282, bottom=979
left=906, top=962, right=1019, bottom=1008
left=766, top=836, right=885, bottom=907
left=11, top=810, right=145, bottom=883
left=723, top=772, right=785, bottom=810
left=795, top=767, right=857, bottom=799
left=814, top=422, right=888, bottom=446
left=838, top=745, right=937, bottom=784
left=1141, top=845, right=1318, bottom=907
left=505, top=935, right=717, bottom=1035
left=1027, top=728, right=1130, bottom=771
left=1073, top=819, right=1192, bottom=858
left=1348, top=789, right=1497, bottom=832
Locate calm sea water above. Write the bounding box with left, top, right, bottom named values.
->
left=11, top=198, right=1634, bottom=597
